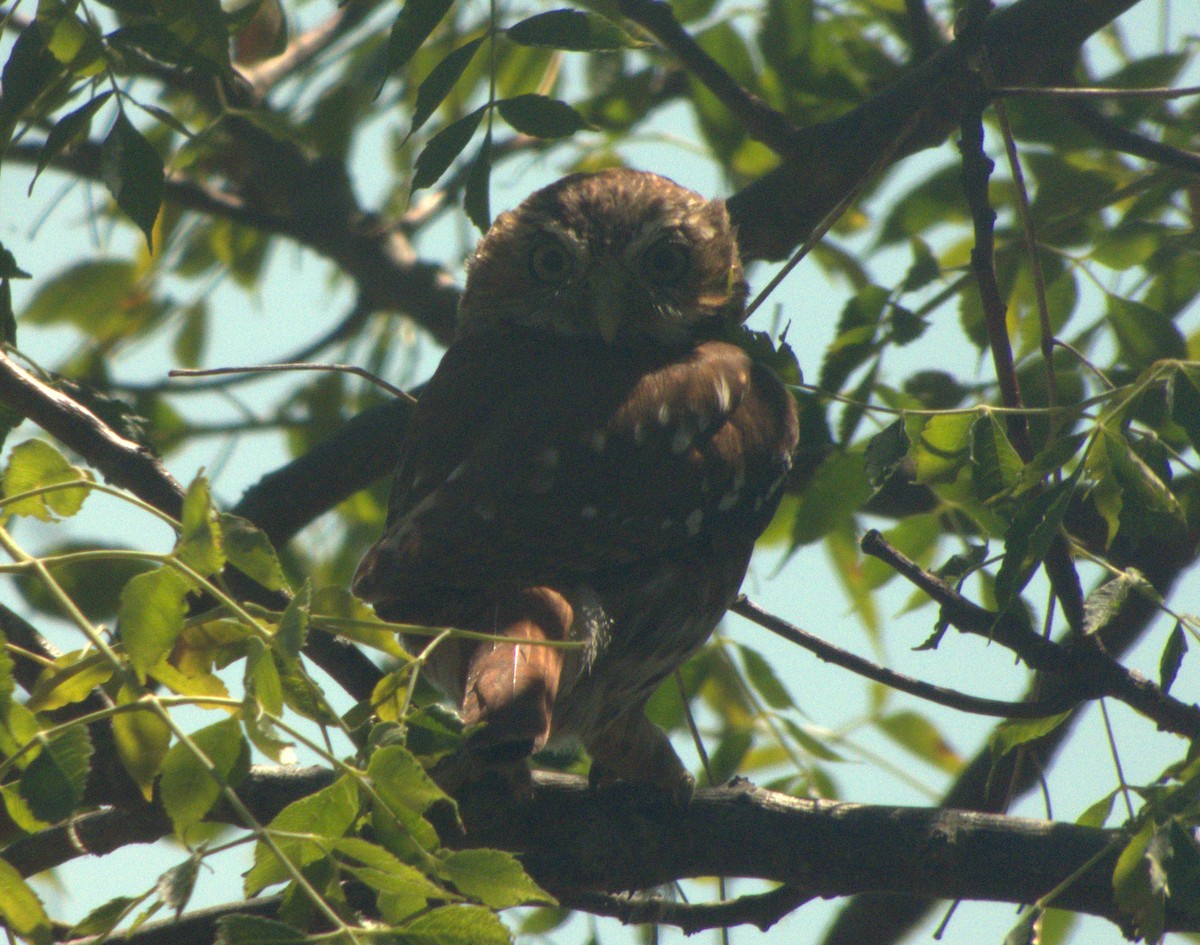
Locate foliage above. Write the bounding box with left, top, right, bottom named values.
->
left=0, top=0, right=1199, bottom=943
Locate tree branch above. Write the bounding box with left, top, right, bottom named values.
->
left=732, top=596, right=1080, bottom=719
left=859, top=529, right=1200, bottom=740
left=31, top=765, right=1200, bottom=935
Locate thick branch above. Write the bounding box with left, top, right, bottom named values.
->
left=26, top=766, right=1200, bottom=935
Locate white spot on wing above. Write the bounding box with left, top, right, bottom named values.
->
left=581, top=505, right=598, bottom=520
left=589, top=431, right=607, bottom=452
left=718, top=490, right=740, bottom=511
left=446, top=463, right=467, bottom=482
left=714, top=375, right=732, bottom=414
left=685, top=509, right=704, bottom=535
left=657, top=403, right=671, bottom=425
left=633, top=422, right=646, bottom=445
left=475, top=500, right=496, bottom=521
left=671, top=427, right=693, bottom=454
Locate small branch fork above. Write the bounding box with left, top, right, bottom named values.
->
left=860, top=530, right=1200, bottom=741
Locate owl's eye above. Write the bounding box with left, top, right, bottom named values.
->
left=529, top=242, right=572, bottom=284
left=640, top=239, right=690, bottom=284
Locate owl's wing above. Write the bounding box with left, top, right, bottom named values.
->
left=352, top=329, right=798, bottom=608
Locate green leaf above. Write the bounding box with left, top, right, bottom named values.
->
left=275, top=580, right=310, bottom=662
left=1075, top=790, right=1116, bottom=828
left=156, top=852, right=201, bottom=918
left=737, top=644, right=792, bottom=709
left=112, top=685, right=172, bottom=801
left=30, top=92, right=112, bottom=193
left=408, top=37, right=484, bottom=140
left=159, top=717, right=250, bottom=833
left=988, top=712, right=1070, bottom=763
left=172, top=299, right=207, bottom=368
left=439, top=849, right=554, bottom=909
left=245, top=775, right=358, bottom=896
left=3, top=439, right=93, bottom=520
left=176, top=474, right=225, bottom=576
left=497, top=94, right=588, bottom=139
left=101, top=111, right=164, bottom=251
left=67, top=896, right=140, bottom=939
left=790, top=450, right=871, bottom=546
left=1113, top=821, right=1168, bottom=944
left=876, top=711, right=961, bottom=773
left=994, top=469, right=1079, bottom=608
left=382, top=0, right=456, bottom=86
left=26, top=650, right=113, bottom=712
left=215, top=915, right=306, bottom=945
left=970, top=412, right=1023, bottom=502
left=0, top=629, right=13, bottom=714
left=1107, top=295, right=1187, bottom=369
left=119, top=566, right=191, bottom=676
left=369, top=744, right=450, bottom=817
left=411, top=106, right=486, bottom=192
left=0, top=23, right=63, bottom=151
left=18, top=724, right=93, bottom=823
left=334, top=838, right=446, bottom=904
left=911, top=412, right=974, bottom=485
left=20, top=259, right=139, bottom=330
left=220, top=514, right=286, bottom=592
left=0, top=856, right=51, bottom=945
left=1082, top=571, right=1141, bottom=635
left=506, top=9, right=645, bottom=50
left=463, top=130, right=492, bottom=233
left=1159, top=622, right=1187, bottom=694
left=1170, top=365, right=1200, bottom=454
left=154, top=0, right=231, bottom=71
left=862, top=417, right=909, bottom=488
left=400, top=904, right=512, bottom=945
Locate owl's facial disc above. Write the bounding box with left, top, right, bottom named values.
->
left=458, top=169, right=747, bottom=343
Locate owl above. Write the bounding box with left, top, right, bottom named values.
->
left=354, top=169, right=799, bottom=799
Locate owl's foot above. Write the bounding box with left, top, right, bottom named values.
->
left=587, top=710, right=695, bottom=805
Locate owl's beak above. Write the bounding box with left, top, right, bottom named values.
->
left=589, top=262, right=626, bottom=344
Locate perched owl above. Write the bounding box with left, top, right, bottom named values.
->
left=354, top=169, right=799, bottom=798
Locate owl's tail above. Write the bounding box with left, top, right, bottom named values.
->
left=459, top=587, right=572, bottom=763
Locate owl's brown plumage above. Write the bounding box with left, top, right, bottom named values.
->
left=354, top=169, right=799, bottom=797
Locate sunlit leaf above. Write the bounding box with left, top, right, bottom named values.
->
left=176, top=474, right=224, bottom=577
left=119, top=566, right=191, bottom=676
left=112, top=685, right=171, bottom=801
left=2, top=439, right=92, bottom=520
left=221, top=514, right=286, bottom=593
left=0, top=857, right=51, bottom=945
left=439, top=849, right=554, bottom=909
left=160, top=717, right=250, bottom=832
left=399, top=903, right=512, bottom=945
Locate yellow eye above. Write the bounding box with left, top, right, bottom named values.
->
left=529, top=242, right=572, bottom=283
left=641, top=239, right=690, bottom=284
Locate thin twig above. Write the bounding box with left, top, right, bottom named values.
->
left=1065, top=99, right=1200, bottom=175
left=169, top=362, right=417, bottom=404
left=993, top=83, right=1200, bottom=99
left=732, top=597, right=1079, bottom=719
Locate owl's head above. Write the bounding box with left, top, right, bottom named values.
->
left=458, top=169, right=748, bottom=344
